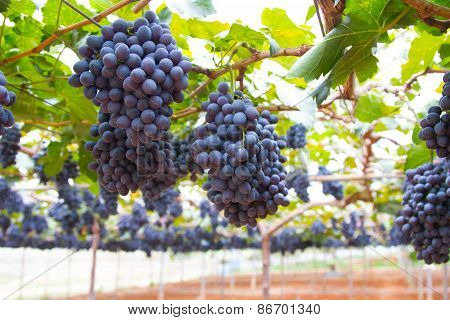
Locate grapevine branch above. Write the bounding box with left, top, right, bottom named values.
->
left=19, top=146, right=36, bottom=157
left=132, top=0, right=152, bottom=13
left=189, top=45, right=312, bottom=98
left=287, top=171, right=403, bottom=183
left=172, top=93, right=347, bottom=120
left=0, top=0, right=136, bottom=66
left=265, top=198, right=343, bottom=237
left=403, top=0, right=450, bottom=32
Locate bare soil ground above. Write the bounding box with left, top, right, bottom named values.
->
left=71, top=268, right=447, bottom=300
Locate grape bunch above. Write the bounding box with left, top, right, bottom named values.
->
left=311, top=220, right=326, bottom=235
left=396, top=161, right=449, bottom=264
left=22, top=213, right=48, bottom=235
left=191, top=83, right=290, bottom=227
left=271, top=227, right=308, bottom=255
left=0, top=71, right=16, bottom=136
left=49, top=203, right=80, bottom=233
left=286, top=123, right=307, bottom=149
left=85, top=111, right=176, bottom=196
left=54, top=159, right=81, bottom=211
left=118, top=203, right=148, bottom=236
left=144, top=188, right=182, bottom=218
left=0, top=178, right=25, bottom=214
left=199, top=200, right=228, bottom=229
left=0, top=126, right=21, bottom=168
left=171, top=133, right=203, bottom=181
left=318, top=166, right=344, bottom=200
left=72, top=10, right=191, bottom=197
left=418, top=72, right=450, bottom=159
left=138, top=133, right=203, bottom=200
left=286, top=170, right=310, bottom=202
left=100, top=186, right=118, bottom=216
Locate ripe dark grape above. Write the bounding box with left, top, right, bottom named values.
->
left=0, top=71, right=16, bottom=136
left=396, top=161, right=449, bottom=264
left=418, top=72, right=450, bottom=159
left=191, top=83, right=290, bottom=227
left=0, top=126, right=21, bottom=168
left=286, top=123, right=307, bottom=149
left=318, top=166, right=344, bottom=200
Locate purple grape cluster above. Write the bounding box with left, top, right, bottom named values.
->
left=0, top=71, right=16, bottom=136
left=418, top=72, right=450, bottom=159
left=0, top=178, right=25, bottom=214
left=199, top=200, right=228, bottom=229
left=85, top=112, right=176, bottom=195
left=318, top=166, right=344, bottom=200
left=171, top=133, right=204, bottom=181
left=0, top=126, right=21, bottom=168
left=22, top=213, right=48, bottom=235
left=286, top=123, right=307, bottom=149
left=139, top=133, right=203, bottom=200
left=311, top=220, right=326, bottom=235
left=396, top=161, right=449, bottom=264
left=54, top=159, right=81, bottom=211
left=144, top=188, right=182, bottom=218
left=118, top=203, right=148, bottom=236
left=72, top=11, right=191, bottom=196
left=191, top=83, right=290, bottom=227
left=286, top=170, right=310, bottom=202
left=100, top=186, right=118, bottom=216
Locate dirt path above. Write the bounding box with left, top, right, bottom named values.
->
left=70, top=268, right=447, bottom=300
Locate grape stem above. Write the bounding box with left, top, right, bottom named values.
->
left=61, top=0, right=101, bottom=28
left=189, top=45, right=312, bottom=98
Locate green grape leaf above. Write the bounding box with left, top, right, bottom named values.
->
left=305, top=5, right=316, bottom=23
left=288, top=0, right=416, bottom=89
left=355, top=92, right=400, bottom=122
left=401, top=30, right=446, bottom=82
left=261, top=8, right=315, bottom=48
left=216, top=23, right=267, bottom=50
left=170, top=13, right=229, bottom=49
left=39, top=141, right=68, bottom=177
left=10, top=17, right=43, bottom=52
left=0, top=0, right=11, bottom=13
left=43, top=0, right=94, bottom=28
left=404, top=143, right=431, bottom=171
left=182, top=0, right=216, bottom=17
left=6, top=0, right=35, bottom=17
left=157, top=4, right=172, bottom=24
left=439, top=43, right=450, bottom=68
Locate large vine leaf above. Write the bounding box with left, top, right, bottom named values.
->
left=0, top=0, right=11, bottom=13
left=215, top=23, right=267, bottom=50
left=355, top=91, right=399, bottom=122
left=288, top=0, right=416, bottom=88
left=172, top=0, right=216, bottom=18
left=404, top=143, right=431, bottom=171
left=43, top=0, right=94, bottom=28
left=5, top=0, right=35, bottom=18
left=401, top=30, right=447, bottom=81
left=261, top=8, right=315, bottom=48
